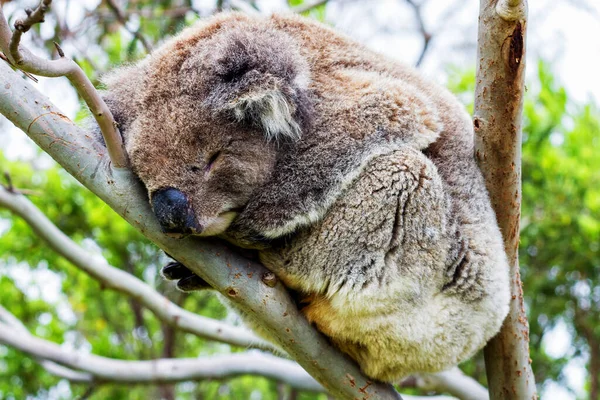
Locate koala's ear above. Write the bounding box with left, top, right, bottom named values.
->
left=205, top=25, right=313, bottom=142
left=230, top=88, right=304, bottom=141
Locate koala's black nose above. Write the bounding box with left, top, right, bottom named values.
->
left=151, top=188, right=201, bottom=235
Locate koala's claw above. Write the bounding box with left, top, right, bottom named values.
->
left=162, top=261, right=194, bottom=280
left=177, top=275, right=211, bottom=292
left=161, top=261, right=211, bottom=291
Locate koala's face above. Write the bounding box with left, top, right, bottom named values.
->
left=111, top=15, right=310, bottom=238
left=129, top=118, right=278, bottom=237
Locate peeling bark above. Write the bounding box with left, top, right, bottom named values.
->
left=473, top=0, right=537, bottom=399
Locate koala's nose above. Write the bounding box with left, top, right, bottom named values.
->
left=151, top=188, right=201, bottom=235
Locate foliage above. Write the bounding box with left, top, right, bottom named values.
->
left=520, top=64, right=600, bottom=397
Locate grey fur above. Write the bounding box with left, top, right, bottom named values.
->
left=99, top=12, right=510, bottom=382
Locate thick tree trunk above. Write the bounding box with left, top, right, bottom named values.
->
left=473, top=0, right=537, bottom=399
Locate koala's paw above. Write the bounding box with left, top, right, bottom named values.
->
left=222, top=228, right=272, bottom=250
left=161, top=261, right=212, bottom=292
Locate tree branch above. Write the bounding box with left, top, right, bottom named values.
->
left=0, top=304, right=94, bottom=383
left=473, top=0, right=536, bottom=399
left=0, top=185, right=274, bottom=352
left=3, top=302, right=468, bottom=399
left=0, top=58, right=401, bottom=400
left=0, top=320, right=451, bottom=399
left=404, top=0, right=432, bottom=67
left=0, top=1, right=128, bottom=168
left=0, top=318, right=322, bottom=390
left=411, top=369, right=489, bottom=400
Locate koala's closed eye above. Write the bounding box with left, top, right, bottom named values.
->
left=191, top=138, right=234, bottom=175
left=205, top=150, right=222, bottom=172
left=188, top=151, right=223, bottom=174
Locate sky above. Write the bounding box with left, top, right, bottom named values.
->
left=1, top=0, right=598, bottom=399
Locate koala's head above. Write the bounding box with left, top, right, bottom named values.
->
left=103, top=14, right=312, bottom=237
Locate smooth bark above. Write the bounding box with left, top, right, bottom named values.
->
left=0, top=320, right=322, bottom=390
left=415, top=368, right=489, bottom=400
left=473, top=0, right=537, bottom=399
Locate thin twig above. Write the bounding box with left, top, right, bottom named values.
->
left=104, top=0, right=152, bottom=53
left=404, top=0, right=432, bottom=67
left=0, top=51, right=38, bottom=81
left=0, top=1, right=128, bottom=168
left=9, top=0, right=53, bottom=64
left=2, top=171, right=13, bottom=192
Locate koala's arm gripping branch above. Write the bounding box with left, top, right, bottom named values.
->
left=0, top=60, right=402, bottom=400
left=473, top=0, right=536, bottom=399
left=0, top=1, right=128, bottom=169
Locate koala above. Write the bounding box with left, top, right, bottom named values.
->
left=100, top=12, right=510, bottom=382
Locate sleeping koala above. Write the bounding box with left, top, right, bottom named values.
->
left=100, top=12, right=510, bottom=382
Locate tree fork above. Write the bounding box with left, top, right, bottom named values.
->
left=473, top=0, right=537, bottom=399
left=0, top=1, right=128, bottom=168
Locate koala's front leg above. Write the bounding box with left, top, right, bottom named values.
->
left=161, top=256, right=212, bottom=292
left=219, top=229, right=273, bottom=251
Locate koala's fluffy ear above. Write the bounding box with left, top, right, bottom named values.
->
left=230, top=86, right=304, bottom=142
left=199, top=24, right=313, bottom=142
